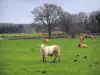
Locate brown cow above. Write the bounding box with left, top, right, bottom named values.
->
left=80, top=35, right=85, bottom=43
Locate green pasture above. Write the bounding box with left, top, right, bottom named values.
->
left=0, top=38, right=100, bottom=75
left=0, top=32, right=62, bottom=37
left=0, top=33, right=42, bottom=37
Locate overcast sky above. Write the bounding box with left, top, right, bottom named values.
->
left=0, top=0, right=100, bottom=24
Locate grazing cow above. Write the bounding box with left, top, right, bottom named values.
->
left=80, top=35, right=85, bottom=43
left=44, top=39, right=49, bottom=43
left=40, top=44, right=60, bottom=63
left=77, top=43, right=87, bottom=48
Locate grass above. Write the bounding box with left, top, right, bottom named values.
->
left=0, top=32, right=63, bottom=37
left=0, top=38, right=100, bottom=75
left=0, top=33, right=43, bottom=37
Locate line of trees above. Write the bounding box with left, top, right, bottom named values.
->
left=31, top=3, right=100, bottom=38
left=0, top=3, right=100, bottom=39
left=0, top=23, right=25, bottom=33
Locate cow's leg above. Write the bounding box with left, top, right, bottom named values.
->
left=52, top=55, right=56, bottom=63
left=43, top=55, right=46, bottom=62
left=82, top=40, right=84, bottom=43
left=43, top=55, right=45, bottom=62
left=58, top=56, right=60, bottom=62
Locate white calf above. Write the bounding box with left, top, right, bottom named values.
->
left=40, top=44, right=60, bottom=63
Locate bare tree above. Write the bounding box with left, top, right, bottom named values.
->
left=95, top=11, right=100, bottom=33
left=89, top=14, right=98, bottom=33
left=77, top=12, right=89, bottom=32
left=85, top=11, right=99, bottom=33
left=31, top=3, right=63, bottom=39
left=59, top=12, right=72, bottom=33
left=59, top=12, right=89, bottom=33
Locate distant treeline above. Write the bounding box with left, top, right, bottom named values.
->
left=0, top=10, right=100, bottom=34
left=0, top=23, right=25, bottom=33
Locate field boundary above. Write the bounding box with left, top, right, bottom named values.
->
left=0, top=33, right=99, bottom=40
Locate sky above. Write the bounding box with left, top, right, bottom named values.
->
left=0, top=0, right=100, bottom=24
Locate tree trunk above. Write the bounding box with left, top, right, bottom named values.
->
left=72, top=32, right=76, bottom=38
left=66, top=24, right=69, bottom=32
left=97, top=22, right=100, bottom=33
left=48, top=25, right=52, bottom=39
